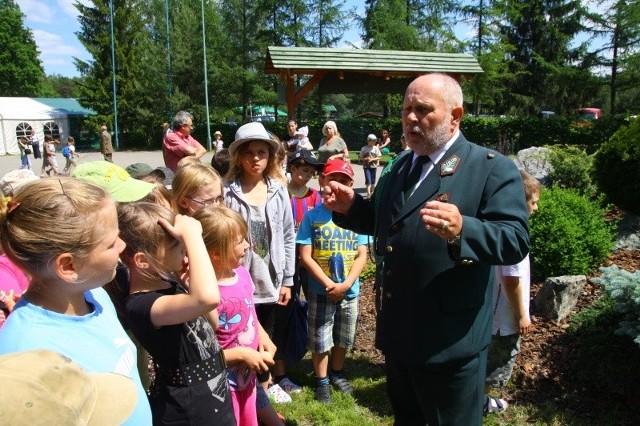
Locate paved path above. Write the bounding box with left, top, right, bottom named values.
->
left=0, top=151, right=370, bottom=195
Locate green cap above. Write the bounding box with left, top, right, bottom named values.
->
left=72, top=161, right=155, bottom=202
left=125, top=163, right=154, bottom=179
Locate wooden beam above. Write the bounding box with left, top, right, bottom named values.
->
left=285, top=70, right=328, bottom=116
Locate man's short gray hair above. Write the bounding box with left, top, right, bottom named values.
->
left=433, top=73, right=463, bottom=110
left=173, top=111, right=193, bottom=130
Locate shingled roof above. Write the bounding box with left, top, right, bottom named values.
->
left=264, top=46, right=482, bottom=115
left=265, top=46, right=483, bottom=77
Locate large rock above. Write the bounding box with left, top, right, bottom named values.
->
left=615, top=214, right=640, bottom=251
left=533, top=275, right=587, bottom=323
left=515, top=147, right=552, bottom=186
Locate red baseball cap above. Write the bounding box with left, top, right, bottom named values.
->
left=322, top=159, right=354, bottom=179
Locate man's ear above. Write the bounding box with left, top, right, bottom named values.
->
left=55, top=253, right=78, bottom=283
left=451, top=106, right=464, bottom=128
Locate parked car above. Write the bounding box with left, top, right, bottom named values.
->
left=577, top=108, right=602, bottom=120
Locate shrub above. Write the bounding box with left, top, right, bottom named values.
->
left=547, top=145, right=596, bottom=197
left=592, top=118, right=640, bottom=214
left=593, top=266, right=640, bottom=347
left=529, top=186, right=616, bottom=281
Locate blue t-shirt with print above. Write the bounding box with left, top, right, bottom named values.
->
left=296, top=203, right=369, bottom=300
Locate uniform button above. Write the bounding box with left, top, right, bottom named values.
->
left=386, top=245, right=393, bottom=253
left=385, top=291, right=392, bottom=298
left=385, top=269, right=392, bottom=276
left=391, top=224, right=399, bottom=232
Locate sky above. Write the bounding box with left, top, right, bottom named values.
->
left=15, top=0, right=609, bottom=79
left=16, top=0, right=371, bottom=78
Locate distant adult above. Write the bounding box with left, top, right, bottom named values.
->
left=378, top=129, right=392, bottom=153
left=283, top=119, right=298, bottom=152
left=100, top=125, right=114, bottom=162
left=322, top=73, right=530, bottom=425
left=29, top=129, right=41, bottom=159
left=163, top=111, right=207, bottom=172
left=316, top=120, right=348, bottom=163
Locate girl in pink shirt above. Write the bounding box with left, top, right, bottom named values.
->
left=194, top=205, right=281, bottom=426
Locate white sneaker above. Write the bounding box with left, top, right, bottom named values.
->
left=277, top=377, right=302, bottom=394
left=484, top=396, right=508, bottom=413
left=267, top=384, right=292, bottom=404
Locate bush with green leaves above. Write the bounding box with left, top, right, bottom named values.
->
left=547, top=145, right=596, bottom=197
left=592, top=117, right=640, bottom=214
left=593, top=266, right=640, bottom=346
left=529, top=186, right=616, bottom=281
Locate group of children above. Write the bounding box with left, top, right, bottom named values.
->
left=0, top=121, right=371, bottom=425
left=17, top=134, right=79, bottom=175
left=0, top=120, right=539, bottom=424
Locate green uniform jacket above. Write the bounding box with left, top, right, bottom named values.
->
left=334, top=133, right=530, bottom=364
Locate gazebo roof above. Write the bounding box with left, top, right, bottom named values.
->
left=264, top=46, right=483, bottom=115
left=265, top=46, right=483, bottom=77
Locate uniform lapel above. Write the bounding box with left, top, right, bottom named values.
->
left=392, top=135, right=469, bottom=223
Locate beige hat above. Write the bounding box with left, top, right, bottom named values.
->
left=229, top=122, right=280, bottom=156
left=0, top=350, right=137, bottom=426
left=0, top=169, right=38, bottom=196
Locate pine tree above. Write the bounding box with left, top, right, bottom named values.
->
left=75, top=0, right=167, bottom=147
left=0, top=0, right=48, bottom=96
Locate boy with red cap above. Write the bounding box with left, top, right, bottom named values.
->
left=295, top=159, right=369, bottom=404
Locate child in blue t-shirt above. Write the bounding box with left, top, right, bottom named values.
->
left=296, top=158, right=368, bottom=404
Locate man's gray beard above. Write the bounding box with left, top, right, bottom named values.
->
left=406, top=120, right=451, bottom=156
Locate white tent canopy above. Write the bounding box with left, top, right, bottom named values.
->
left=0, top=98, right=69, bottom=155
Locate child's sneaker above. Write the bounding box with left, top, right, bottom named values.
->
left=267, top=384, right=292, bottom=404
left=277, top=377, right=302, bottom=394
left=329, top=374, right=354, bottom=394
left=314, top=383, right=332, bottom=404
left=484, top=396, right=508, bottom=414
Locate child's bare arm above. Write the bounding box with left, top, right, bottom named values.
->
left=326, top=245, right=368, bottom=302
left=223, top=347, right=273, bottom=373
left=257, top=322, right=276, bottom=357
left=149, top=215, right=220, bottom=327
left=299, top=244, right=337, bottom=290
left=502, top=275, right=531, bottom=335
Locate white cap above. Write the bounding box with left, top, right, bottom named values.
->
left=367, top=134, right=377, bottom=140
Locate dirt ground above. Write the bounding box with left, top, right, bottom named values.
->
left=353, top=244, right=640, bottom=424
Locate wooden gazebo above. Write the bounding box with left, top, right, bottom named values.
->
left=265, top=46, right=483, bottom=116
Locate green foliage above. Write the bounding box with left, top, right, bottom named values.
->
left=0, top=0, right=48, bottom=96
left=529, top=186, right=615, bottom=281
left=593, top=266, right=640, bottom=346
left=592, top=118, right=640, bottom=214
left=498, top=0, right=591, bottom=115
left=44, top=74, right=81, bottom=98
left=359, top=260, right=376, bottom=282
left=547, top=145, right=596, bottom=197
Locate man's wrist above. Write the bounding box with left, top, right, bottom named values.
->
left=447, top=233, right=461, bottom=246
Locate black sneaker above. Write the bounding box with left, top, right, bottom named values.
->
left=314, top=383, right=332, bottom=404
left=329, top=375, right=354, bottom=394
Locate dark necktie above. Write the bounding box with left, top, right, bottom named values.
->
left=403, top=156, right=430, bottom=200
